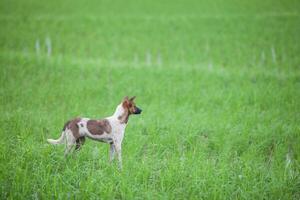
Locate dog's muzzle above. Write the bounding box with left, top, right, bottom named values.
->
left=134, top=107, right=142, bottom=114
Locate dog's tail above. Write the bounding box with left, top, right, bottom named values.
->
left=47, top=131, right=65, bottom=145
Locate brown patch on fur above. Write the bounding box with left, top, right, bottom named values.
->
left=62, top=120, right=71, bottom=131
left=63, top=117, right=81, bottom=139
left=129, top=106, right=136, bottom=114
left=87, top=119, right=112, bottom=135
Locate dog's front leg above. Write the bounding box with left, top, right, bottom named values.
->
left=114, top=142, right=122, bottom=169
left=109, top=143, right=115, bottom=163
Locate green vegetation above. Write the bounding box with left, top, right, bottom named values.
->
left=1, top=0, right=299, bottom=199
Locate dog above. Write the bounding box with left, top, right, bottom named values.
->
left=47, top=96, right=142, bottom=169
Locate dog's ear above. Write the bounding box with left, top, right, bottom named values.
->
left=129, top=96, right=136, bottom=102
left=123, top=96, right=129, bottom=101
left=122, top=96, right=131, bottom=109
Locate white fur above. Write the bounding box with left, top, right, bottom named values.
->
left=47, top=132, right=65, bottom=145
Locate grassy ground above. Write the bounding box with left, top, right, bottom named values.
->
left=1, top=0, right=300, bottom=199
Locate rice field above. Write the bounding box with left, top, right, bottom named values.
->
left=0, top=0, right=300, bottom=199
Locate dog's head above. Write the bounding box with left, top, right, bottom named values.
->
left=122, top=96, right=142, bottom=115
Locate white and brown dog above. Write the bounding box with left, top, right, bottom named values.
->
left=47, top=96, right=142, bottom=168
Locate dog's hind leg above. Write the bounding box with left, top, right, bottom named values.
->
left=64, top=130, right=76, bottom=157
left=75, top=137, right=85, bottom=151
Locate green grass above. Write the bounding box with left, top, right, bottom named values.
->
left=1, top=0, right=300, bottom=199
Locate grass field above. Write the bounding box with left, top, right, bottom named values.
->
left=1, top=0, right=300, bottom=199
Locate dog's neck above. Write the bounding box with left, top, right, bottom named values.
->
left=112, top=104, right=130, bottom=124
